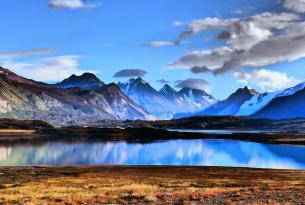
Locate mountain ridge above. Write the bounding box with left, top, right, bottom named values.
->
left=174, top=86, right=258, bottom=118
left=0, top=67, right=152, bottom=126
left=118, top=77, right=217, bottom=119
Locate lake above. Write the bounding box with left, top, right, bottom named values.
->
left=1, top=139, right=305, bottom=169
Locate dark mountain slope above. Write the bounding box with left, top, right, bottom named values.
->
left=195, top=86, right=258, bottom=116
left=54, top=73, right=105, bottom=90
left=253, top=87, right=305, bottom=119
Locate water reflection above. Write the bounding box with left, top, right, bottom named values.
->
left=0, top=139, right=305, bottom=170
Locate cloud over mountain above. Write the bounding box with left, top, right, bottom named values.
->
left=175, top=78, right=211, bottom=91
left=234, top=69, right=301, bottom=91
left=113, top=69, right=147, bottom=78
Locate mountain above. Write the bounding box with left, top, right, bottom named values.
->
left=118, top=78, right=216, bottom=119
left=238, top=82, right=305, bottom=116
left=54, top=73, right=105, bottom=90
left=236, top=91, right=281, bottom=116
left=159, top=84, right=177, bottom=100
left=73, top=83, right=151, bottom=121
left=177, top=88, right=216, bottom=108
left=0, top=67, right=151, bottom=126
left=190, top=86, right=258, bottom=117
left=174, top=81, right=305, bottom=120
left=252, top=82, right=305, bottom=119
left=118, top=78, right=174, bottom=118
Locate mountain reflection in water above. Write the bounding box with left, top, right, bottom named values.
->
left=0, top=139, right=304, bottom=170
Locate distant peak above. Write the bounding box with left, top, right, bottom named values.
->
left=129, top=77, right=148, bottom=85
left=55, top=72, right=105, bottom=90
left=160, top=84, right=177, bottom=94
left=232, top=86, right=258, bottom=97
left=135, top=76, right=145, bottom=81
left=242, top=86, right=258, bottom=95
left=163, top=84, right=172, bottom=89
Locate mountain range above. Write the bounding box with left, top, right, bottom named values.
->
left=0, top=66, right=305, bottom=126
left=118, top=78, right=216, bottom=119
left=0, top=67, right=151, bottom=126
left=178, top=81, right=305, bottom=120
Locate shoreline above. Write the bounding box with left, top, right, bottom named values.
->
left=0, top=165, right=304, bottom=204
left=0, top=127, right=304, bottom=146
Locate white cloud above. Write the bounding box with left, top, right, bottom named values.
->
left=231, top=6, right=256, bottom=15
left=284, top=0, right=305, bottom=13
left=0, top=48, right=55, bottom=58
left=49, top=0, right=98, bottom=9
left=234, top=69, right=301, bottom=91
left=234, top=71, right=252, bottom=84
left=1, top=55, right=95, bottom=82
left=170, top=11, right=305, bottom=75
left=145, top=41, right=176, bottom=47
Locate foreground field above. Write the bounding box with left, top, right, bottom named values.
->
left=0, top=166, right=304, bottom=204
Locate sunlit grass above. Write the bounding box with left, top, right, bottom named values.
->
left=0, top=166, right=305, bottom=204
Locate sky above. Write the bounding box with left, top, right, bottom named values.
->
left=1, top=0, right=305, bottom=99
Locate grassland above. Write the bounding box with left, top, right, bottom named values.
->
left=0, top=166, right=304, bottom=204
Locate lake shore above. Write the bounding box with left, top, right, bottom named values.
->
left=1, top=116, right=305, bottom=146
left=1, top=127, right=305, bottom=146
left=0, top=165, right=304, bottom=204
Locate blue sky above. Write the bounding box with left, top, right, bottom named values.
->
left=1, top=0, right=305, bottom=99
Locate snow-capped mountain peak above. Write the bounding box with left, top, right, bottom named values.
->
left=178, top=88, right=216, bottom=103
left=118, top=78, right=217, bottom=119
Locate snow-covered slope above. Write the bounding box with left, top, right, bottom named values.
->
left=237, top=91, right=281, bottom=116
left=194, top=86, right=258, bottom=117
left=238, top=82, right=305, bottom=116
left=253, top=83, right=305, bottom=119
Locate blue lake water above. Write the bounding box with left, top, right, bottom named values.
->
left=0, top=139, right=305, bottom=169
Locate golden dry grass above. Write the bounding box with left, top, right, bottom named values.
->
left=0, top=166, right=304, bottom=204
